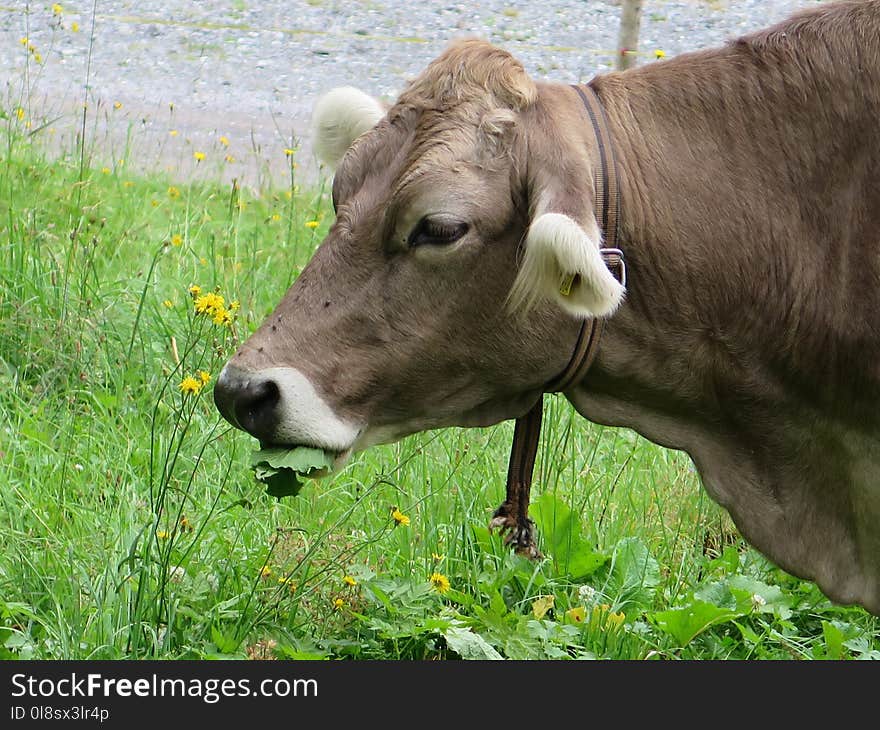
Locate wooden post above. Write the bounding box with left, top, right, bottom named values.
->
left=617, top=0, right=644, bottom=71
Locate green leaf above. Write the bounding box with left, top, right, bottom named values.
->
left=821, top=620, right=847, bottom=660
left=733, top=620, right=763, bottom=646
left=420, top=617, right=454, bottom=633
left=705, top=545, right=740, bottom=576
left=488, top=590, right=508, bottom=618
left=650, top=600, right=744, bottom=646
left=250, top=446, right=333, bottom=473
left=694, top=580, right=739, bottom=611
left=606, top=537, right=661, bottom=616
left=250, top=446, right=333, bottom=499
left=843, top=635, right=880, bottom=660
left=443, top=627, right=504, bottom=660
left=471, top=525, right=495, bottom=555
left=530, top=494, right=608, bottom=579
left=253, top=465, right=303, bottom=499
left=210, top=625, right=239, bottom=654
left=273, top=647, right=329, bottom=660
left=727, top=575, right=792, bottom=619
left=442, top=589, right=474, bottom=608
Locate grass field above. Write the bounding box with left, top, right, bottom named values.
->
left=2, top=15, right=878, bottom=661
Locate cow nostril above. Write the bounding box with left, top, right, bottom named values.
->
left=234, top=378, right=281, bottom=439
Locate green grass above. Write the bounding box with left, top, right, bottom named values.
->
left=2, top=131, right=877, bottom=661
left=1, top=12, right=878, bottom=660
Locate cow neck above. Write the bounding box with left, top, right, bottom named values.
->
left=504, top=83, right=625, bottom=536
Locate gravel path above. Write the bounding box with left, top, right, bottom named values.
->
left=2, top=0, right=823, bottom=188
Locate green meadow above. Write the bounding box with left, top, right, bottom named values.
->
left=2, top=12, right=878, bottom=661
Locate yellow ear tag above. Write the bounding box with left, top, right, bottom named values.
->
left=559, top=273, right=577, bottom=297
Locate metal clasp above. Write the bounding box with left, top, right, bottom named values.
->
left=600, top=247, right=626, bottom=288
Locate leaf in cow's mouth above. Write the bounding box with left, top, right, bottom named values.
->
left=250, top=446, right=334, bottom=499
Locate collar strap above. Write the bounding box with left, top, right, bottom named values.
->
left=547, top=84, right=625, bottom=392
left=499, top=84, right=624, bottom=555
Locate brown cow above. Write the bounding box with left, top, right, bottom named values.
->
left=215, top=0, right=880, bottom=615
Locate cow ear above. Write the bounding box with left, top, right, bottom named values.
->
left=506, top=93, right=625, bottom=319
left=311, top=86, right=386, bottom=169
left=509, top=211, right=624, bottom=318
left=508, top=176, right=625, bottom=320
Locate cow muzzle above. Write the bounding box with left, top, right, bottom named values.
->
left=213, top=363, right=362, bottom=453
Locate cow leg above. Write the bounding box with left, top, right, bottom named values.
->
left=489, top=490, right=542, bottom=559
left=488, top=402, right=543, bottom=559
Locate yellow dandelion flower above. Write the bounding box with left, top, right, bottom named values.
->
left=210, top=293, right=227, bottom=311
left=224, top=154, right=235, bottom=163
left=305, top=220, right=319, bottom=229
left=33, top=52, right=42, bottom=64
left=193, top=295, right=210, bottom=313
left=565, top=606, right=586, bottom=624
left=101, top=167, right=110, bottom=175
left=156, top=529, right=170, bottom=540
left=283, top=148, right=295, bottom=157
left=219, top=135, right=229, bottom=147
left=71, top=21, right=79, bottom=32
left=270, top=213, right=281, bottom=222
left=167, top=185, right=180, bottom=198
left=431, top=552, right=445, bottom=563
left=342, top=575, right=357, bottom=587
left=123, top=181, right=134, bottom=187
left=429, top=572, right=451, bottom=594
left=188, top=284, right=202, bottom=299
left=162, top=299, right=173, bottom=309
left=260, top=565, right=273, bottom=579
left=179, top=515, right=193, bottom=532
left=52, top=3, right=63, bottom=15
left=229, top=299, right=240, bottom=312
left=113, top=101, right=122, bottom=110
left=169, top=129, right=178, bottom=137
left=333, top=598, right=345, bottom=610
left=15, top=107, right=24, bottom=121
left=193, top=151, right=206, bottom=162
left=150, top=199, right=159, bottom=207
left=170, top=233, right=183, bottom=247
left=194, top=292, right=224, bottom=315
left=196, top=370, right=211, bottom=385
left=212, top=308, right=233, bottom=326
left=606, top=610, right=626, bottom=630
left=391, top=507, right=410, bottom=527
left=284, top=190, right=293, bottom=200
left=532, top=595, right=555, bottom=619
left=19, top=36, right=28, bottom=46
left=199, top=257, right=207, bottom=265
left=590, top=604, right=621, bottom=631
left=655, top=49, right=666, bottom=59
left=179, top=376, right=202, bottom=396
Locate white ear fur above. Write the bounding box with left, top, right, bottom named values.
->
left=310, top=86, right=385, bottom=168
left=508, top=213, right=625, bottom=318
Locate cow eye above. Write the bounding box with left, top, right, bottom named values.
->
left=407, top=216, right=469, bottom=247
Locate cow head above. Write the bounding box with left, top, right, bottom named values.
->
left=214, top=39, right=624, bottom=464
